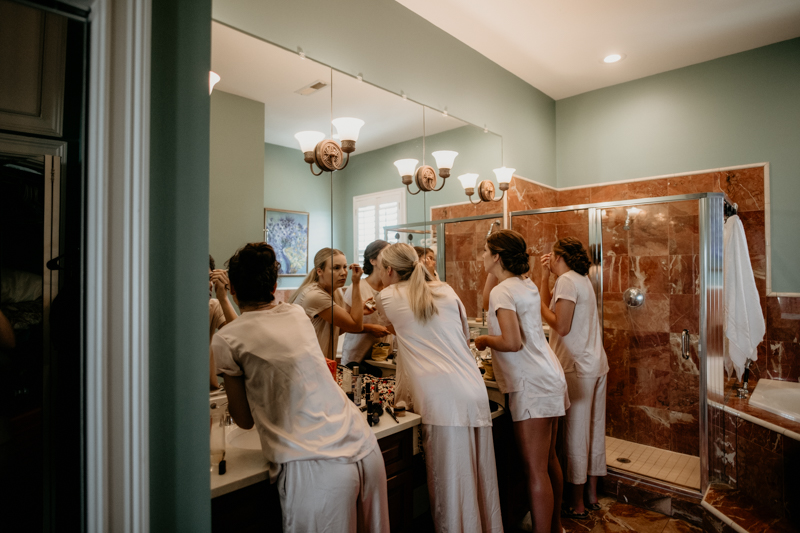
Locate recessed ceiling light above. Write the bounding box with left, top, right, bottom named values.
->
left=603, top=54, right=625, bottom=64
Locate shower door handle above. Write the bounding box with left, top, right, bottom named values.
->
left=681, top=329, right=690, bottom=360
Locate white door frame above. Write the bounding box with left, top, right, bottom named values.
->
left=85, top=0, right=151, bottom=530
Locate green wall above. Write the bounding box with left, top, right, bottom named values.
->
left=210, top=91, right=265, bottom=267
left=263, top=142, right=337, bottom=287
left=150, top=0, right=212, bottom=530
left=556, top=38, right=800, bottom=292
left=212, top=0, right=556, bottom=186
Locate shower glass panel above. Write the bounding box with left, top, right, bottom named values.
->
left=600, top=200, right=703, bottom=491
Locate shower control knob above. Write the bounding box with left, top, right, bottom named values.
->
left=623, top=288, right=645, bottom=308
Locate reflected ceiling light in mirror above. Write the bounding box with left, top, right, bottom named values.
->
left=457, top=173, right=479, bottom=196
left=209, top=71, right=221, bottom=95
left=460, top=167, right=515, bottom=204
left=395, top=151, right=456, bottom=195
left=394, top=159, right=419, bottom=183
left=295, top=119, right=363, bottom=176
left=431, top=151, right=458, bottom=179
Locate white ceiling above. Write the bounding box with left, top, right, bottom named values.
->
left=211, top=22, right=467, bottom=153
left=395, top=0, right=800, bottom=100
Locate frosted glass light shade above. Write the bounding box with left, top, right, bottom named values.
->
left=493, top=167, right=515, bottom=184
left=294, top=131, right=325, bottom=152
left=332, top=117, right=365, bottom=142
left=432, top=150, right=458, bottom=170
left=394, top=159, right=418, bottom=177
left=457, top=173, right=479, bottom=190
left=209, top=71, right=221, bottom=95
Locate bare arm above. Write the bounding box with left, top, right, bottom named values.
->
left=541, top=299, right=576, bottom=337
left=0, top=310, right=15, bottom=350
left=211, top=270, right=238, bottom=325
left=209, top=346, right=219, bottom=390
left=475, top=309, right=523, bottom=352
left=482, top=273, right=499, bottom=312
left=318, top=264, right=364, bottom=333
left=223, top=374, right=254, bottom=430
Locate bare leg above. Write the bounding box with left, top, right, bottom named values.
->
left=586, top=475, right=599, bottom=505
left=514, top=417, right=558, bottom=533
left=548, top=419, right=563, bottom=533
left=569, top=482, right=585, bottom=513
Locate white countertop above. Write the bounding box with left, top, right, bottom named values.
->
left=210, top=409, right=422, bottom=499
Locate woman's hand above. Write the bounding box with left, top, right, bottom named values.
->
left=540, top=253, right=551, bottom=279
left=363, top=297, right=377, bottom=315
left=474, top=335, right=489, bottom=351
left=210, top=269, right=230, bottom=298
left=349, top=263, right=363, bottom=284
left=364, top=323, right=391, bottom=338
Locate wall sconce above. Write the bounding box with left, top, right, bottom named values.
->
left=624, top=207, right=641, bottom=231
left=294, top=117, right=364, bottom=176
left=209, top=71, right=221, bottom=95
left=458, top=167, right=515, bottom=204
left=393, top=150, right=458, bottom=195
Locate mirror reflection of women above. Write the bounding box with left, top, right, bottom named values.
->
left=289, top=248, right=364, bottom=361
left=376, top=243, right=502, bottom=532
left=540, top=238, right=609, bottom=519
left=342, top=240, right=391, bottom=375
left=214, top=243, right=389, bottom=532
left=414, top=246, right=439, bottom=280
left=475, top=230, right=568, bottom=533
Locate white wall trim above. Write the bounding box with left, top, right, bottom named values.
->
left=86, top=0, right=151, bottom=531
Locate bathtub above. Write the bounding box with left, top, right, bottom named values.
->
left=748, top=379, right=800, bottom=422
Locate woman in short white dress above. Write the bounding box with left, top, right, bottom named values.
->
left=376, top=243, right=503, bottom=533
left=475, top=230, right=568, bottom=533
left=540, top=237, right=608, bottom=519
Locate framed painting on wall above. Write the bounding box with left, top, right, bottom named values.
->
left=264, top=208, right=309, bottom=276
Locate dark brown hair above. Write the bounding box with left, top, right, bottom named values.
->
left=552, top=237, right=591, bottom=276
left=486, top=229, right=530, bottom=276
left=226, top=243, right=280, bottom=305
left=363, top=240, right=389, bottom=275
left=209, top=254, right=215, bottom=270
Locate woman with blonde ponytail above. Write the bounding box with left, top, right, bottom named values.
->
left=289, top=248, right=365, bottom=360
left=375, top=243, right=502, bottom=532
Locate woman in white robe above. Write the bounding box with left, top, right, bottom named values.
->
left=213, top=242, right=389, bottom=533
left=375, top=243, right=503, bottom=533
left=475, top=230, right=568, bottom=533
left=540, top=238, right=609, bottom=519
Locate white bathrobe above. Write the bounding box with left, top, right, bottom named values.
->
left=723, top=215, right=766, bottom=381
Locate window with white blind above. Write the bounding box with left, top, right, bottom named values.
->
left=352, top=188, right=406, bottom=265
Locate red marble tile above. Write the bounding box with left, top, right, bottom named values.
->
left=629, top=204, right=670, bottom=256
left=629, top=331, right=671, bottom=371
left=631, top=406, right=671, bottom=450
left=556, top=187, right=590, bottom=207
left=668, top=198, right=702, bottom=218
left=601, top=207, right=629, bottom=257
left=629, top=255, right=670, bottom=294
left=669, top=215, right=700, bottom=256
left=766, top=296, right=800, bottom=343
left=600, top=501, right=672, bottom=532
left=603, top=254, right=629, bottom=293
left=737, top=436, right=785, bottom=517
left=720, top=167, right=765, bottom=213
left=453, top=233, right=476, bottom=261
left=628, top=293, right=670, bottom=332
left=667, top=172, right=722, bottom=196
left=669, top=372, right=700, bottom=415
left=604, top=328, right=630, bottom=367
left=670, top=410, right=700, bottom=456
left=670, top=332, right=700, bottom=375
left=507, top=177, right=557, bottom=211
left=765, top=341, right=800, bottom=382
left=590, top=183, right=629, bottom=203
left=453, top=286, right=477, bottom=319
left=669, top=255, right=699, bottom=295
left=738, top=417, right=783, bottom=454
left=556, top=189, right=590, bottom=225
left=670, top=294, right=699, bottom=335
left=628, top=178, right=669, bottom=200
left=603, top=293, right=632, bottom=331
left=557, top=222, right=590, bottom=250
left=630, top=367, right=670, bottom=409
left=605, top=402, right=631, bottom=441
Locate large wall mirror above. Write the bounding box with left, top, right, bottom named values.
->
left=209, top=20, right=502, bottom=313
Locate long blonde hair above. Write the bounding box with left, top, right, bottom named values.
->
left=380, top=243, right=438, bottom=323
left=289, top=248, right=345, bottom=305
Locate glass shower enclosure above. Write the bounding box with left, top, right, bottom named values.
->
left=387, top=192, right=732, bottom=494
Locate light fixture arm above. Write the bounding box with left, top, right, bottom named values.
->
left=405, top=183, right=423, bottom=196
left=309, top=163, right=324, bottom=176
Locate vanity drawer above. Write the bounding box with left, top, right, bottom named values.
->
left=379, top=428, right=413, bottom=478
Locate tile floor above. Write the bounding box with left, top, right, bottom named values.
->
left=561, top=497, right=703, bottom=533
left=605, top=437, right=701, bottom=490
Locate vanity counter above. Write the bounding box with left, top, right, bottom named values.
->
left=211, top=410, right=422, bottom=498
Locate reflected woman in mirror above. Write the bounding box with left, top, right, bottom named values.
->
left=475, top=230, right=567, bottom=533
left=214, top=243, right=389, bottom=532
left=414, top=246, right=440, bottom=280
left=209, top=254, right=238, bottom=390
left=289, top=248, right=364, bottom=361
left=540, top=238, right=608, bottom=519
left=342, top=240, right=391, bottom=376
left=376, top=243, right=502, bottom=532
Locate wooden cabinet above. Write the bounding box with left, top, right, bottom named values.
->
left=212, top=427, right=416, bottom=532
left=0, top=0, right=67, bottom=137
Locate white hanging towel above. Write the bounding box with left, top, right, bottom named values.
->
left=723, top=215, right=765, bottom=380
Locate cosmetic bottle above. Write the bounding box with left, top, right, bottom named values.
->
left=352, top=365, right=362, bottom=405
left=343, top=367, right=353, bottom=402
left=365, top=382, right=372, bottom=411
